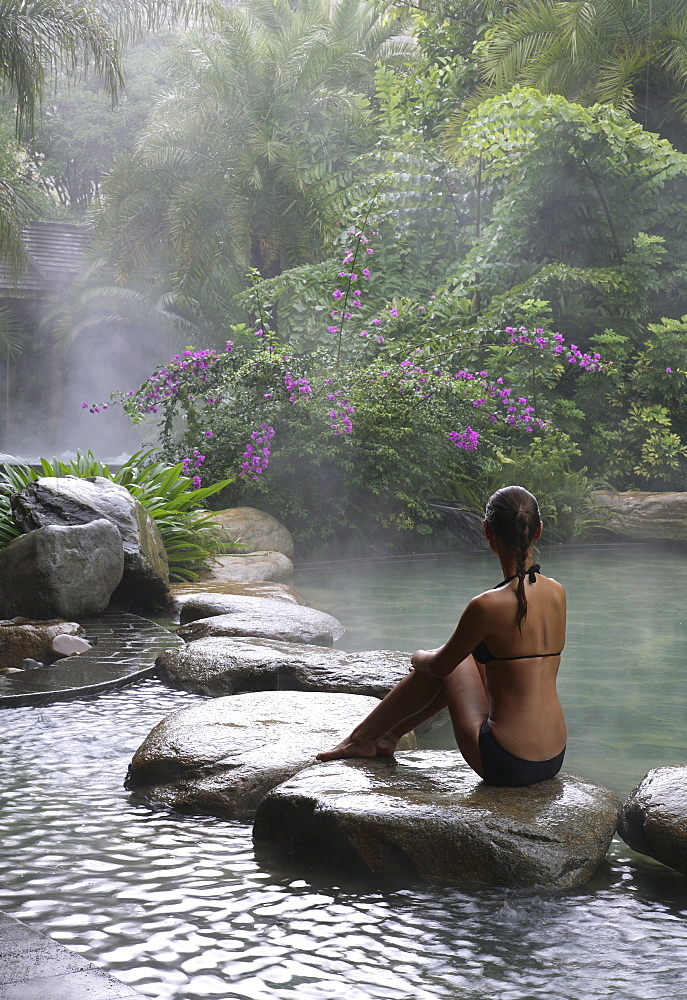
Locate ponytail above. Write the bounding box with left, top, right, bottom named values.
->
left=484, top=486, right=540, bottom=631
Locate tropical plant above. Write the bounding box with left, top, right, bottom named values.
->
left=94, top=0, right=411, bottom=336
left=478, top=0, right=687, bottom=148
left=0, top=450, right=233, bottom=579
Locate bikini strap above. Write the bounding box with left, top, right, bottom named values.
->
left=494, top=563, right=540, bottom=588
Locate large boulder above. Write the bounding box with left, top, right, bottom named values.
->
left=204, top=551, right=294, bottom=584
left=125, top=690, right=416, bottom=819
left=171, top=581, right=305, bottom=609
left=0, top=618, right=84, bottom=670
left=157, top=635, right=410, bottom=698
left=0, top=520, right=124, bottom=620
left=593, top=490, right=687, bottom=542
left=177, top=597, right=344, bottom=646
left=11, top=476, right=169, bottom=607
left=253, top=751, right=622, bottom=889
left=617, top=766, right=687, bottom=875
left=211, top=507, right=295, bottom=559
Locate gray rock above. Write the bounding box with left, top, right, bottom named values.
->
left=253, top=750, right=622, bottom=889
left=592, top=490, right=687, bottom=542
left=0, top=618, right=84, bottom=670
left=11, top=476, right=169, bottom=607
left=125, top=690, right=416, bottom=819
left=21, top=658, right=43, bottom=670
left=0, top=521, right=124, bottom=621
left=177, top=597, right=345, bottom=646
left=172, top=581, right=305, bottom=609
left=157, top=636, right=410, bottom=698
left=211, top=507, right=295, bottom=559
left=205, top=551, right=293, bottom=584
left=617, top=766, right=687, bottom=875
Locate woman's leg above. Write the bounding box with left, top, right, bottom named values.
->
left=441, top=655, right=489, bottom=777
left=316, top=669, right=444, bottom=760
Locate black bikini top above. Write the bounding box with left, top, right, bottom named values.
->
left=472, top=564, right=563, bottom=664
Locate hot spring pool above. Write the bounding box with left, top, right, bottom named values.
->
left=1, top=543, right=686, bottom=999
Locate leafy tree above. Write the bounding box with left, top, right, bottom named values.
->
left=478, top=0, right=687, bottom=149
left=95, top=0, right=411, bottom=337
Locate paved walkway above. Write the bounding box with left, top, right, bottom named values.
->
left=0, top=612, right=182, bottom=706
left=0, top=911, right=144, bottom=1000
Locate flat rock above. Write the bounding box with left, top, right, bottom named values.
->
left=0, top=619, right=84, bottom=670
left=617, top=766, right=687, bottom=875
left=252, top=750, right=622, bottom=889
left=171, top=581, right=305, bottom=608
left=211, top=507, right=295, bottom=559
left=157, top=636, right=411, bottom=698
left=177, top=597, right=344, bottom=646
left=205, top=551, right=294, bottom=584
left=11, top=476, right=170, bottom=607
left=593, top=490, right=687, bottom=542
left=0, top=520, right=124, bottom=620
left=125, top=690, right=416, bottom=819
left=177, top=593, right=308, bottom=625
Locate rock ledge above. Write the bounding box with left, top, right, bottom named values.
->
left=253, top=750, right=621, bottom=888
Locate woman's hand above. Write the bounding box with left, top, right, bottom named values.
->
left=411, top=648, right=451, bottom=677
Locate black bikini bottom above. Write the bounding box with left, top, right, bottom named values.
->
left=478, top=718, right=565, bottom=787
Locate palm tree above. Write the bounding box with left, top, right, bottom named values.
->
left=478, top=0, right=687, bottom=147
left=0, top=0, right=212, bottom=264
left=97, top=0, right=411, bottom=316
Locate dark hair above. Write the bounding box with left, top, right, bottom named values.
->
left=484, top=486, right=541, bottom=631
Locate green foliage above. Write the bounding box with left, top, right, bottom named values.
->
left=0, top=450, right=233, bottom=579
left=478, top=0, right=687, bottom=148
left=443, top=89, right=687, bottom=338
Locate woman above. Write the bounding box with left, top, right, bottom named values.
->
left=317, top=486, right=567, bottom=786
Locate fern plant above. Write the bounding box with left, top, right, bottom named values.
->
left=0, top=449, right=233, bottom=580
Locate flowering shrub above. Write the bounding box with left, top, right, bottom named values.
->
left=84, top=222, right=628, bottom=553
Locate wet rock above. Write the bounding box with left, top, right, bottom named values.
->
left=177, top=598, right=344, bottom=646
left=125, top=690, right=416, bottom=819
left=253, top=751, right=622, bottom=889
left=11, top=476, right=169, bottom=608
left=211, top=507, right=295, bottom=559
left=204, top=551, right=293, bottom=584
left=172, top=581, right=305, bottom=609
left=0, top=619, right=84, bottom=670
left=0, top=521, right=124, bottom=621
left=592, top=490, right=687, bottom=542
left=51, top=634, right=92, bottom=657
left=157, top=636, right=410, bottom=698
left=617, top=766, right=687, bottom=876
left=21, top=658, right=43, bottom=670
left=177, top=593, right=308, bottom=626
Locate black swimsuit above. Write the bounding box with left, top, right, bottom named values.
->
left=474, top=564, right=566, bottom=786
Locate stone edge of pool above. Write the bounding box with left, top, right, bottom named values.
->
left=0, top=910, right=145, bottom=998
left=0, top=612, right=183, bottom=707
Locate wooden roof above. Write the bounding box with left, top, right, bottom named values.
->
left=0, top=221, right=89, bottom=298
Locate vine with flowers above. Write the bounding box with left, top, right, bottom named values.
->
left=85, top=216, right=628, bottom=555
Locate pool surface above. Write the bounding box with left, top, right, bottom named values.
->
left=1, top=543, right=686, bottom=999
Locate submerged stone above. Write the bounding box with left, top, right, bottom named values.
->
left=157, top=635, right=410, bottom=698
left=177, top=598, right=345, bottom=646
left=618, top=766, right=687, bottom=876
left=125, top=690, right=416, bottom=819
left=252, top=751, right=622, bottom=889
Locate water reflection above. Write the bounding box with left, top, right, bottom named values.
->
left=0, top=544, right=686, bottom=999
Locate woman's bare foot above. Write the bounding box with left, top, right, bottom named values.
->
left=316, top=729, right=403, bottom=761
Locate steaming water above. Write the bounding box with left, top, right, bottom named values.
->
left=1, top=543, right=687, bottom=999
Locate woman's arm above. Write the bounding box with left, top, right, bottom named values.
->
left=411, top=597, right=487, bottom=677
